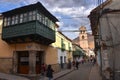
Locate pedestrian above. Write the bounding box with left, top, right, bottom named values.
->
left=72, top=60, right=76, bottom=69
left=46, top=64, right=54, bottom=80
left=93, top=58, right=96, bottom=66
left=41, top=63, right=46, bottom=76
left=76, top=61, right=79, bottom=69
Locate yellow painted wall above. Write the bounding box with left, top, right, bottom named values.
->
left=52, top=32, right=72, bottom=51
left=52, top=31, right=73, bottom=62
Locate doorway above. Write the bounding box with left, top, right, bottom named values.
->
left=17, top=51, right=44, bottom=74
left=36, top=51, right=44, bottom=74
left=17, top=51, right=29, bottom=74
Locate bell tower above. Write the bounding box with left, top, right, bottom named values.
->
left=79, top=26, right=89, bottom=55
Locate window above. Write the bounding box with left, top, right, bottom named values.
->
left=47, top=19, right=50, bottom=27
left=50, top=21, right=55, bottom=30
left=37, top=13, right=42, bottom=22
left=20, top=14, right=23, bottom=23
left=82, top=35, right=84, bottom=39
left=39, top=14, right=42, bottom=22
left=29, top=11, right=32, bottom=21
left=3, top=18, right=7, bottom=27
left=83, top=30, right=85, bottom=33
left=46, top=18, right=50, bottom=26
left=80, top=31, right=82, bottom=34
left=14, top=15, right=18, bottom=24
left=37, top=13, right=40, bottom=21
left=11, top=16, right=15, bottom=25
left=44, top=17, right=47, bottom=26
left=7, top=17, right=11, bottom=26
left=23, top=13, right=27, bottom=22
left=42, top=15, right=45, bottom=24
left=28, top=11, right=36, bottom=21
left=32, top=11, right=36, bottom=20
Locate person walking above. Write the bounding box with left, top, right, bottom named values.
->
left=76, top=61, right=79, bottom=70
left=46, top=65, right=54, bottom=80
left=41, top=63, right=46, bottom=76
left=72, top=60, right=76, bottom=69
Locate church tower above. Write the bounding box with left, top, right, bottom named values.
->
left=79, top=26, right=89, bottom=56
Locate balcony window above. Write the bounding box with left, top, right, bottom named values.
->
left=11, top=16, right=15, bottom=25
left=41, top=15, right=45, bottom=24
left=7, top=17, right=11, bottom=26
left=14, top=15, right=18, bottom=24
left=28, top=11, right=36, bottom=21
left=33, top=11, right=36, bottom=20
left=37, top=13, right=40, bottom=21
left=20, top=14, right=23, bottom=23
left=23, top=13, right=27, bottom=22
left=50, top=21, right=55, bottom=30
left=29, top=11, right=32, bottom=21
left=3, top=18, right=7, bottom=27
left=44, top=17, right=47, bottom=26
left=37, top=13, right=42, bottom=22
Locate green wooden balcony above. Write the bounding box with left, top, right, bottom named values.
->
left=2, top=21, right=55, bottom=44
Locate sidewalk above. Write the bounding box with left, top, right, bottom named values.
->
left=89, top=65, right=102, bottom=80
left=39, top=69, right=74, bottom=80
left=0, top=73, right=29, bottom=80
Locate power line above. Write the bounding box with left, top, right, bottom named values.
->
left=58, top=28, right=92, bottom=32
left=58, top=16, right=88, bottom=19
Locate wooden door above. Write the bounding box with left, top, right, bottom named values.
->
left=18, top=51, right=29, bottom=74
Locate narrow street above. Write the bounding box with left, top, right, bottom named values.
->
left=56, top=62, right=93, bottom=80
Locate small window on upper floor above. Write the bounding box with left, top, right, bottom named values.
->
left=82, top=35, right=84, bottom=39
left=80, top=31, right=82, bottom=34
left=32, top=11, right=36, bottom=20
left=11, top=16, right=15, bottom=25
left=29, top=11, right=33, bottom=21
left=7, top=17, right=11, bottom=26
left=20, top=14, right=23, bottom=23
left=3, top=18, right=7, bottom=27
left=83, top=30, right=85, bottom=33
left=14, top=15, right=18, bottom=24
left=23, top=13, right=27, bottom=22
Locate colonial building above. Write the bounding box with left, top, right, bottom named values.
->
left=79, top=26, right=89, bottom=55
left=0, top=2, right=59, bottom=76
left=51, top=31, right=73, bottom=69
left=89, top=0, right=120, bottom=79
left=73, top=26, right=95, bottom=57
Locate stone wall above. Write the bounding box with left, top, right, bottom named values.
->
left=51, top=63, right=61, bottom=73
left=0, top=58, right=12, bottom=73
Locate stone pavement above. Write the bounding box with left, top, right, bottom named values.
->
left=89, top=64, right=102, bottom=80
left=0, top=69, right=74, bottom=80
left=0, top=64, right=102, bottom=80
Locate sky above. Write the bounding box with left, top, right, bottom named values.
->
left=0, top=0, right=103, bottom=40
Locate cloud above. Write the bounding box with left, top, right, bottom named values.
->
left=0, top=0, right=98, bottom=39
